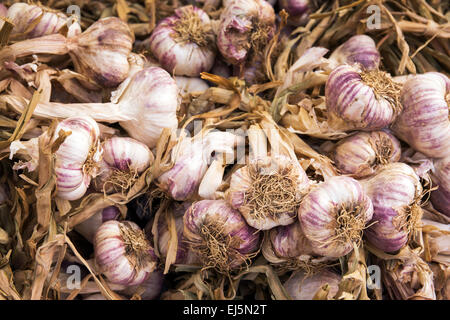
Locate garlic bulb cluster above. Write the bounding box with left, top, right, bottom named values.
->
left=298, top=176, right=374, bottom=258
left=392, top=72, right=450, bottom=159
left=331, top=130, right=401, bottom=178
left=53, top=116, right=102, bottom=201
left=94, top=220, right=158, bottom=286
left=361, top=163, right=423, bottom=252
left=94, top=137, right=154, bottom=194
left=217, top=0, right=276, bottom=65
left=183, top=200, right=261, bottom=273
left=284, top=269, right=342, bottom=300
left=74, top=206, right=121, bottom=243
left=7, top=2, right=81, bottom=40
left=326, top=64, right=401, bottom=132
left=430, top=157, right=450, bottom=216
left=149, top=5, right=216, bottom=76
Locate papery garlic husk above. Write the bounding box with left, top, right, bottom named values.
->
left=217, top=0, right=276, bottom=65
left=53, top=116, right=102, bottom=200
left=298, top=176, right=374, bottom=258
left=392, top=72, right=450, bottom=159
left=430, top=156, right=450, bottom=217
left=149, top=5, right=216, bottom=76
left=94, top=220, right=158, bottom=286
left=328, top=35, right=381, bottom=71
left=158, top=130, right=243, bottom=201
left=94, top=137, right=154, bottom=194
left=74, top=206, right=120, bottom=243
left=361, top=163, right=423, bottom=252
left=119, top=269, right=165, bottom=300
left=7, top=3, right=80, bottom=40
left=228, top=154, right=310, bottom=230
left=325, top=64, right=402, bottom=132
left=262, top=220, right=336, bottom=273
left=331, top=130, right=401, bottom=178
left=284, top=269, right=342, bottom=300
left=183, top=200, right=261, bottom=273
left=147, top=202, right=200, bottom=265
left=1, top=67, right=180, bottom=148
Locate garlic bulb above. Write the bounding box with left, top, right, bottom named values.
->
left=298, top=176, right=374, bottom=258
left=227, top=126, right=310, bottom=230
left=149, top=5, right=216, bottom=76
left=1, top=67, right=180, bottom=148
left=7, top=3, right=81, bottom=40
left=278, top=0, right=312, bottom=26
left=430, top=156, right=450, bottom=216
left=328, top=35, right=381, bottom=71
left=94, top=220, right=158, bottom=286
left=74, top=206, right=120, bottom=243
left=119, top=270, right=164, bottom=300
left=175, top=76, right=209, bottom=95
left=94, top=137, right=154, bottom=194
left=284, top=269, right=342, bottom=300
left=331, top=130, right=401, bottom=178
left=183, top=200, right=261, bottom=273
left=217, top=0, right=276, bottom=65
left=53, top=116, right=102, bottom=201
left=361, top=163, right=423, bottom=252
left=392, top=72, right=450, bottom=159
left=326, top=64, right=401, bottom=131
left=0, top=4, right=6, bottom=16
left=1, top=17, right=133, bottom=87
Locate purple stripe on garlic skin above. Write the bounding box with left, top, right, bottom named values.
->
left=278, top=0, right=311, bottom=26
left=360, top=163, right=423, bottom=252
left=298, top=176, right=373, bottom=258
left=94, top=220, right=157, bottom=286
left=284, top=269, right=342, bottom=300
left=392, top=72, right=450, bottom=159
left=119, top=269, right=164, bottom=300
left=183, top=200, right=261, bottom=271
left=430, top=156, right=450, bottom=216
left=74, top=206, right=120, bottom=243
left=331, top=130, right=401, bottom=178
left=149, top=5, right=216, bottom=76
left=326, top=65, right=398, bottom=131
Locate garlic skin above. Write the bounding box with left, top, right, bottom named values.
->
left=430, top=157, right=450, bottom=216
left=0, top=184, right=7, bottom=204
left=119, top=270, right=164, bottom=300
left=53, top=116, right=102, bottom=201
left=298, top=176, right=374, bottom=258
left=278, top=0, right=311, bottom=26
left=332, top=130, right=401, bottom=178
left=175, top=76, right=209, bottom=95
left=74, top=206, right=120, bottom=243
left=325, top=65, right=400, bottom=131
left=284, top=269, right=342, bottom=300
left=94, top=137, right=154, bottom=194
left=227, top=154, right=310, bottom=230
left=183, top=200, right=261, bottom=273
left=328, top=35, right=381, bottom=71
left=94, top=220, right=158, bottom=286
left=217, top=0, right=276, bottom=65
left=0, top=4, right=7, bottom=16
left=149, top=5, right=216, bottom=76
left=361, top=163, right=423, bottom=252
left=392, top=72, right=450, bottom=159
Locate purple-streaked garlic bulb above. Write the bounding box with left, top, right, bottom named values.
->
left=94, top=137, right=154, bottom=194
left=298, top=176, right=374, bottom=258
left=53, top=116, right=102, bottom=201
left=1, top=67, right=179, bottom=148
left=325, top=64, right=402, bottom=132
left=227, top=125, right=310, bottom=230
left=361, top=163, right=423, bottom=252
left=0, top=4, right=7, bottom=16
left=158, top=130, right=243, bottom=201
left=120, top=270, right=164, bottom=300
left=74, top=206, right=120, bottom=243
left=392, top=72, right=450, bottom=159
left=217, top=0, right=276, bottom=65
left=6, top=3, right=81, bottom=40
left=94, top=220, right=158, bottom=286
left=149, top=5, right=216, bottom=76
left=430, top=156, right=450, bottom=216
left=284, top=269, right=342, bottom=300
left=331, top=130, right=401, bottom=178
left=211, top=58, right=232, bottom=78
left=328, top=35, right=381, bottom=71
left=183, top=200, right=261, bottom=273
left=278, top=0, right=312, bottom=26
left=175, top=76, right=209, bottom=95
left=1, top=17, right=133, bottom=87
